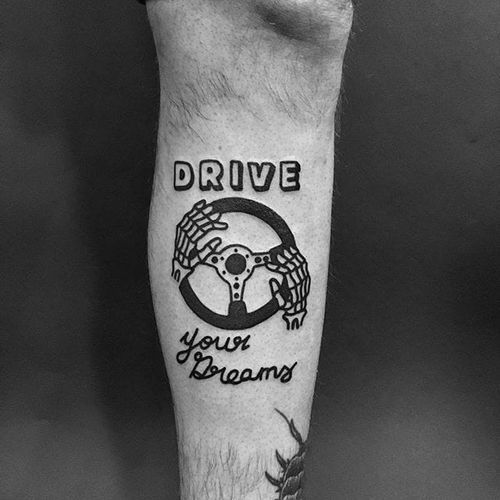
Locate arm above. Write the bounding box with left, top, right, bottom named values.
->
left=146, top=0, right=352, bottom=497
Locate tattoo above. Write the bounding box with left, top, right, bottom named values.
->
left=172, top=198, right=311, bottom=331
left=171, top=158, right=308, bottom=387
left=174, top=160, right=301, bottom=193
left=176, top=329, right=297, bottom=385
left=266, top=410, right=307, bottom=500
left=176, top=329, right=251, bottom=364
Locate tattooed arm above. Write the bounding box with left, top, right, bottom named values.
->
left=146, top=0, right=352, bottom=498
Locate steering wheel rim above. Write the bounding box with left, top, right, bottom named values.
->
left=180, top=197, right=296, bottom=330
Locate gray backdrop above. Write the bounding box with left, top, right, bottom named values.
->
left=1, top=0, right=499, bottom=498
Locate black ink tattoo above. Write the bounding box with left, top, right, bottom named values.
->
left=174, top=160, right=302, bottom=192
left=171, top=199, right=228, bottom=284
left=267, top=247, right=311, bottom=331
left=172, top=198, right=310, bottom=331
left=266, top=410, right=307, bottom=500
left=176, top=329, right=251, bottom=365
left=247, top=162, right=276, bottom=192
left=199, top=159, right=224, bottom=192
left=176, top=329, right=297, bottom=385
left=173, top=161, right=195, bottom=191
left=189, top=352, right=297, bottom=385
left=280, top=161, right=301, bottom=192
left=229, top=160, right=244, bottom=191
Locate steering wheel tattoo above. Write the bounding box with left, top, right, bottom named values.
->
left=172, top=198, right=310, bottom=331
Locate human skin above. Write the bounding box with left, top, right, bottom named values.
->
left=146, top=0, right=353, bottom=497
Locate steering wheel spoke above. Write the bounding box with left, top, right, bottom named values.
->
left=228, top=279, right=246, bottom=304
left=202, top=250, right=223, bottom=271
left=202, top=244, right=273, bottom=321
left=249, top=250, right=272, bottom=270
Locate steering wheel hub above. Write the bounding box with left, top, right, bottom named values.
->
left=225, top=253, right=247, bottom=275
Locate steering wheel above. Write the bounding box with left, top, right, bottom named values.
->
left=179, top=197, right=296, bottom=330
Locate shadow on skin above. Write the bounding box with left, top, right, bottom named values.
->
left=254, top=0, right=353, bottom=49
left=62, top=3, right=177, bottom=498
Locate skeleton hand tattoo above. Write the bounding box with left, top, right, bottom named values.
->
left=172, top=199, right=228, bottom=283
left=266, top=247, right=311, bottom=330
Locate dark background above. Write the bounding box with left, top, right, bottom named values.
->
left=1, top=0, right=499, bottom=498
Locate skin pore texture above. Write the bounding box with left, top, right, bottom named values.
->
left=146, top=0, right=352, bottom=498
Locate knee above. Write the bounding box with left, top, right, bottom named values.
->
left=149, top=0, right=352, bottom=56
left=249, top=0, right=353, bottom=52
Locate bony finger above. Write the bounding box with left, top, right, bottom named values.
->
left=213, top=221, right=229, bottom=231
left=208, top=211, right=222, bottom=222
left=199, top=237, right=222, bottom=259
left=191, top=213, right=206, bottom=224
left=200, top=205, right=214, bottom=216
left=277, top=254, right=288, bottom=265
left=194, top=199, right=207, bottom=209
left=206, top=236, right=222, bottom=250
left=296, top=265, right=306, bottom=281
left=265, top=262, right=280, bottom=272
left=269, top=278, right=285, bottom=306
